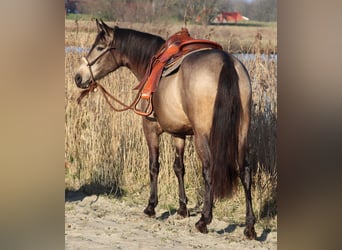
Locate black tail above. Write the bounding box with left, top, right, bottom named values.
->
left=210, top=55, right=241, bottom=199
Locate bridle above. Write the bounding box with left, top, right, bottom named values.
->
left=77, top=35, right=153, bottom=116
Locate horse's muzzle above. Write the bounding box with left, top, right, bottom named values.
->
left=74, top=73, right=89, bottom=89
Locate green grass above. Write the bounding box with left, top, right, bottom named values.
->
left=209, top=20, right=277, bottom=27
left=66, top=13, right=97, bottom=21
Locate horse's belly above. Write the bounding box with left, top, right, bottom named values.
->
left=153, top=81, right=192, bottom=134
left=154, top=101, right=193, bottom=134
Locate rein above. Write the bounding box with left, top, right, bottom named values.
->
left=76, top=44, right=153, bottom=116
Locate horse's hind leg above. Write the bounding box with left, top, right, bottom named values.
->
left=193, top=134, right=213, bottom=234
left=143, top=120, right=162, bottom=217
left=239, top=133, right=257, bottom=239
left=173, top=135, right=189, bottom=217
left=240, top=160, right=257, bottom=239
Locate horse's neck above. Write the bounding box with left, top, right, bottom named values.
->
left=125, top=51, right=158, bottom=81
left=126, top=58, right=148, bottom=81
left=119, top=32, right=163, bottom=81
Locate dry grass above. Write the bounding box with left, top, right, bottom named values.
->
left=65, top=19, right=277, bottom=54
left=65, top=21, right=277, bottom=230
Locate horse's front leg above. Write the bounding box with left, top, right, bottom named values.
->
left=143, top=119, right=162, bottom=217
left=173, top=135, right=189, bottom=217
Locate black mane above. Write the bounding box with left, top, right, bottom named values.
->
left=114, top=27, right=165, bottom=76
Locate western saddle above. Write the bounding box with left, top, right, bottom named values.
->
left=135, top=28, right=223, bottom=100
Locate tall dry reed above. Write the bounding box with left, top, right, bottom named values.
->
left=65, top=21, right=277, bottom=228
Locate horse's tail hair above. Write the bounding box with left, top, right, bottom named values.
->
left=210, top=55, right=241, bottom=200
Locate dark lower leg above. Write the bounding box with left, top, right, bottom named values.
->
left=193, top=135, right=213, bottom=233
left=240, top=162, right=257, bottom=239
left=195, top=166, right=213, bottom=234
left=144, top=157, right=160, bottom=217
left=173, top=136, right=188, bottom=217
left=143, top=127, right=160, bottom=217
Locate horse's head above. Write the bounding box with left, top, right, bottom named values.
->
left=74, top=19, right=120, bottom=89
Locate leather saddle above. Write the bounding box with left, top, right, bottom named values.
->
left=134, top=28, right=223, bottom=99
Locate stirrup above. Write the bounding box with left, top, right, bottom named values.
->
left=134, top=95, right=153, bottom=116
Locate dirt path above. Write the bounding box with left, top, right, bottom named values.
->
left=65, top=191, right=277, bottom=249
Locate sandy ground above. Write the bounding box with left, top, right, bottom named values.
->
left=65, top=191, right=277, bottom=249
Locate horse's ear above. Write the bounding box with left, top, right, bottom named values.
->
left=100, top=19, right=111, bottom=36
left=95, top=19, right=102, bottom=32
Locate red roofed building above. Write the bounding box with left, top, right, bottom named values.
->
left=211, top=12, right=249, bottom=24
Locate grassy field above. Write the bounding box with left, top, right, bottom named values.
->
left=65, top=20, right=277, bottom=230
left=65, top=19, right=277, bottom=54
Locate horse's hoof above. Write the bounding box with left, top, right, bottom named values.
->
left=177, top=207, right=189, bottom=218
left=244, top=227, right=257, bottom=240
left=143, top=206, right=156, bottom=217
left=195, top=220, right=208, bottom=234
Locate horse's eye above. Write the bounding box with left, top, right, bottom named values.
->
left=97, top=46, right=105, bottom=51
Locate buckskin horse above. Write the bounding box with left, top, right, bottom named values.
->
left=74, top=19, right=256, bottom=239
